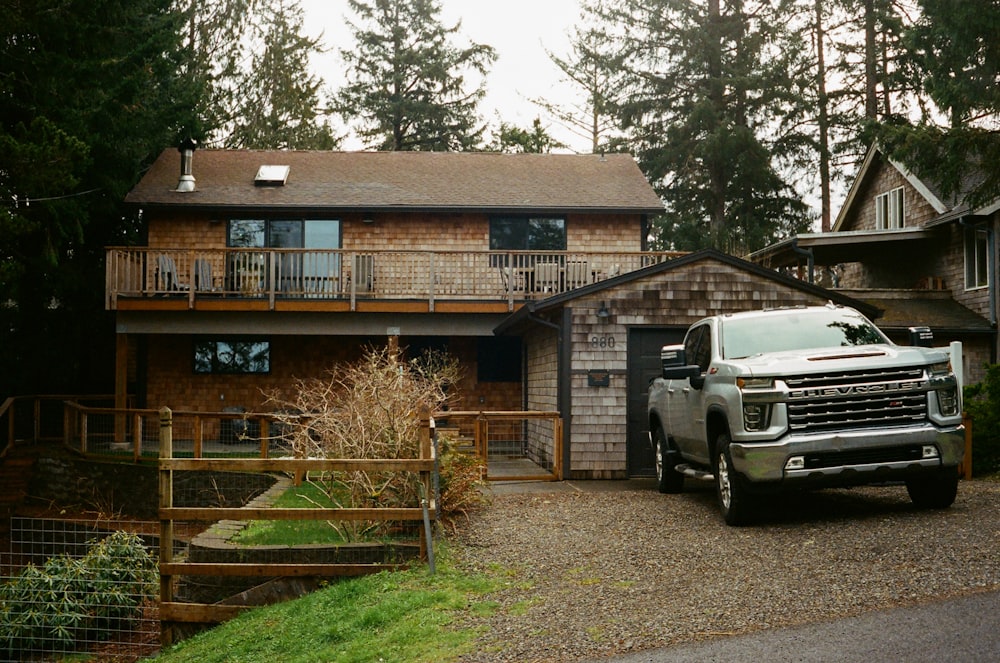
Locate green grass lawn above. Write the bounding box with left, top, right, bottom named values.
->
left=233, top=480, right=351, bottom=546
left=152, top=547, right=502, bottom=663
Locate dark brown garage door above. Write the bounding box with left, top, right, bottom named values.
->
left=627, top=327, right=687, bottom=477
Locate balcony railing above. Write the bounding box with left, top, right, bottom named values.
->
left=105, top=248, right=684, bottom=311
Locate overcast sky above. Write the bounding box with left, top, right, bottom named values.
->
left=300, top=0, right=589, bottom=152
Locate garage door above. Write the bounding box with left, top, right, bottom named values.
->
left=626, top=327, right=687, bottom=477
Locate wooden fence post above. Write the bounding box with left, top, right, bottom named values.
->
left=159, top=407, right=175, bottom=647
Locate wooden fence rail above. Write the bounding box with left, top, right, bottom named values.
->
left=157, top=406, right=437, bottom=645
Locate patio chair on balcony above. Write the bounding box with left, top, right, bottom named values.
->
left=352, top=254, right=375, bottom=293
left=534, top=261, right=561, bottom=293
left=565, top=260, right=590, bottom=289
left=194, top=258, right=218, bottom=292
left=156, top=255, right=189, bottom=293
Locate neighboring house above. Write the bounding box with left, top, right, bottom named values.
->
left=112, top=148, right=894, bottom=479
left=751, top=145, right=998, bottom=385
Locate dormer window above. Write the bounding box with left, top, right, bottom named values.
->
left=875, top=187, right=904, bottom=229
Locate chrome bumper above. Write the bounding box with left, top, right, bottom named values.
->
left=730, top=424, right=965, bottom=483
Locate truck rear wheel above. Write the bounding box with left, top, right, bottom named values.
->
left=715, top=432, right=753, bottom=526
left=654, top=426, right=684, bottom=494
left=906, top=470, right=959, bottom=509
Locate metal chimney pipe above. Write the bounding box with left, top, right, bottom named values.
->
left=176, top=137, right=197, bottom=192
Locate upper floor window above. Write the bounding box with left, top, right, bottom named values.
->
left=228, top=219, right=341, bottom=249
left=194, top=339, right=270, bottom=374
left=965, top=226, right=990, bottom=290
left=489, top=217, right=566, bottom=251
left=875, top=187, right=904, bottom=229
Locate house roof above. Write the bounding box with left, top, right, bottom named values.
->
left=836, top=290, right=995, bottom=335
left=494, top=249, right=883, bottom=335
left=748, top=227, right=939, bottom=268
left=126, top=149, right=665, bottom=215
left=751, top=144, right=996, bottom=269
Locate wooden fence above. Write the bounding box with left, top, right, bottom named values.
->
left=156, top=407, right=437, bottom=645
left=433, top=410, right=563, bottom=481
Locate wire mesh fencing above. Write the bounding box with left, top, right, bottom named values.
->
left=1, top=517, right=160, bottom=662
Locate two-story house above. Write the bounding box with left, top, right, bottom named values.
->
left=751, top=144, right=998, bottom=385
left=114, top=147, right=883, bottom=479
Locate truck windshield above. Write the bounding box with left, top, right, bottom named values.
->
left=722, top=309, right=889, bottom=359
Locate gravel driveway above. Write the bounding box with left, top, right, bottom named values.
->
left=449, top=478, right=1000, bottom=662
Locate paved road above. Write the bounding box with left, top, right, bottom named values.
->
left=595, top=589, right=1000, bottom=663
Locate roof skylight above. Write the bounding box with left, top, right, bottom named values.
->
left=255, top=164, right=290, bottom=186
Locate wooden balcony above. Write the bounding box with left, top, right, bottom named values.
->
left=105, top=248, right=683, bottom=313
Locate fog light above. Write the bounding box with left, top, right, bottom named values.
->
left=785, top=456, right=805, bottom=471
left=922, top=445, right=939, bottom=459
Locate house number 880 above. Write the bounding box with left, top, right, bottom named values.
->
left=591, top=335, right=615, bottom=349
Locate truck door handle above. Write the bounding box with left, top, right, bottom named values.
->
left=681, top=387, right=691, bottom=394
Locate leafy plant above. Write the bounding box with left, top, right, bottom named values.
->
left=964, top=364, right=1000, bottom=475
left=0, top=530, right=157, bottom=657
left=436, top=433, right=489, bottom=533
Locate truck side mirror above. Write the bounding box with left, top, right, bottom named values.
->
left=661, top=344, right=685, bottom=374
left=908, top=326, right=934, bottom=347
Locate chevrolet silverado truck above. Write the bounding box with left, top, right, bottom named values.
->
left=647, top=304, right=965, bottom=525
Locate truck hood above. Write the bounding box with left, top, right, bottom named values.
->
left=734, top=344, right=948, bottom=376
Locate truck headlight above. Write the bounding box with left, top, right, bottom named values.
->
left=738, top=377, right=774, bottom=389
left=743, top=403, right=771, bottom=431
left=928, top=361, right=951, bottom=376
left=936, top=388, right=960, bottom=416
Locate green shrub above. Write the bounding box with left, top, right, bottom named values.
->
left=436, top=433, right=489, bottom=532
left=964, top=364, right=1000, bottom=476
left=0, top=530, right=157, bottom=658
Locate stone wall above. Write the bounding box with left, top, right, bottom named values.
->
left=28, top=454, right=276, bottom=519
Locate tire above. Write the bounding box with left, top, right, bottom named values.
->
left=714, top=432, right=753, bottom=526
left=906, top=470, right=959, bottom=509
left=654, top=426, right=684, bottom=494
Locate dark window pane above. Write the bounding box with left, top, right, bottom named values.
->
left=490, top=217, right=565, bottom=251
left=229, top=220, right=265, bottom=247
left=269, top=220, right=303, bottom=248
left=528, top=218, right=566, bottom=250
left=478, top=337, right=522, bottom=382
left=193, top=339, right=270, bottom=374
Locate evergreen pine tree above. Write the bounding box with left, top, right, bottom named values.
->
left=336, top=0, right=496, bottom=151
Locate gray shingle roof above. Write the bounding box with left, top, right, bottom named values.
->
left=126, top=149, right=665, bottom=214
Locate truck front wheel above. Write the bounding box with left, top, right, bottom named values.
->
left=654, top=426, right=684, bottom=494
left=906, top=470, right=959, bottom=509
left=715, top=432, right=753, bottom=526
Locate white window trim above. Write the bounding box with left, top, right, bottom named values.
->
left=875, top=187, right=904, bottom=230
left=964, top=226, right=990, bottom=291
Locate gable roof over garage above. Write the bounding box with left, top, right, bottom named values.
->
left=495, top=248, right=883, bottom=335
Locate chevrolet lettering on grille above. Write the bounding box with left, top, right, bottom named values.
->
left=793, top=380, right=924, bottom=399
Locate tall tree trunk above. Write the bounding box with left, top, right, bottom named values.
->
left=815, top=0, right=831, bottom=232
left=864, top=0, right=878, bottom=118
left=707, top=0, right=726, bottom=240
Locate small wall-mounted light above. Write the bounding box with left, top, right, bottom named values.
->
left=596, top=301, right=611, bottom=320
left=362, top=214, right=375, bottom=224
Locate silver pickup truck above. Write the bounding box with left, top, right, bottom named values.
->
left=647, top=304, right=965, bottom=525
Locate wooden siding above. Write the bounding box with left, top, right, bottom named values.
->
left=146, top=210, right=642, bottom=254
left=551, top=257, right=844, bottom=479
left=834, top=157, right=997, bottom=325
left=142, top=334, right=520, bottom=416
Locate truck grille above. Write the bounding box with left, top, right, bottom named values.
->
left=785, top=367, right=928, bottom=433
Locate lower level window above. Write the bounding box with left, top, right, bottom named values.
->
left=195, top=340, right=270, bottom=374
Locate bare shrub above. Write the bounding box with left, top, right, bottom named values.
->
left=266, top=345, right=481, bottom=540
